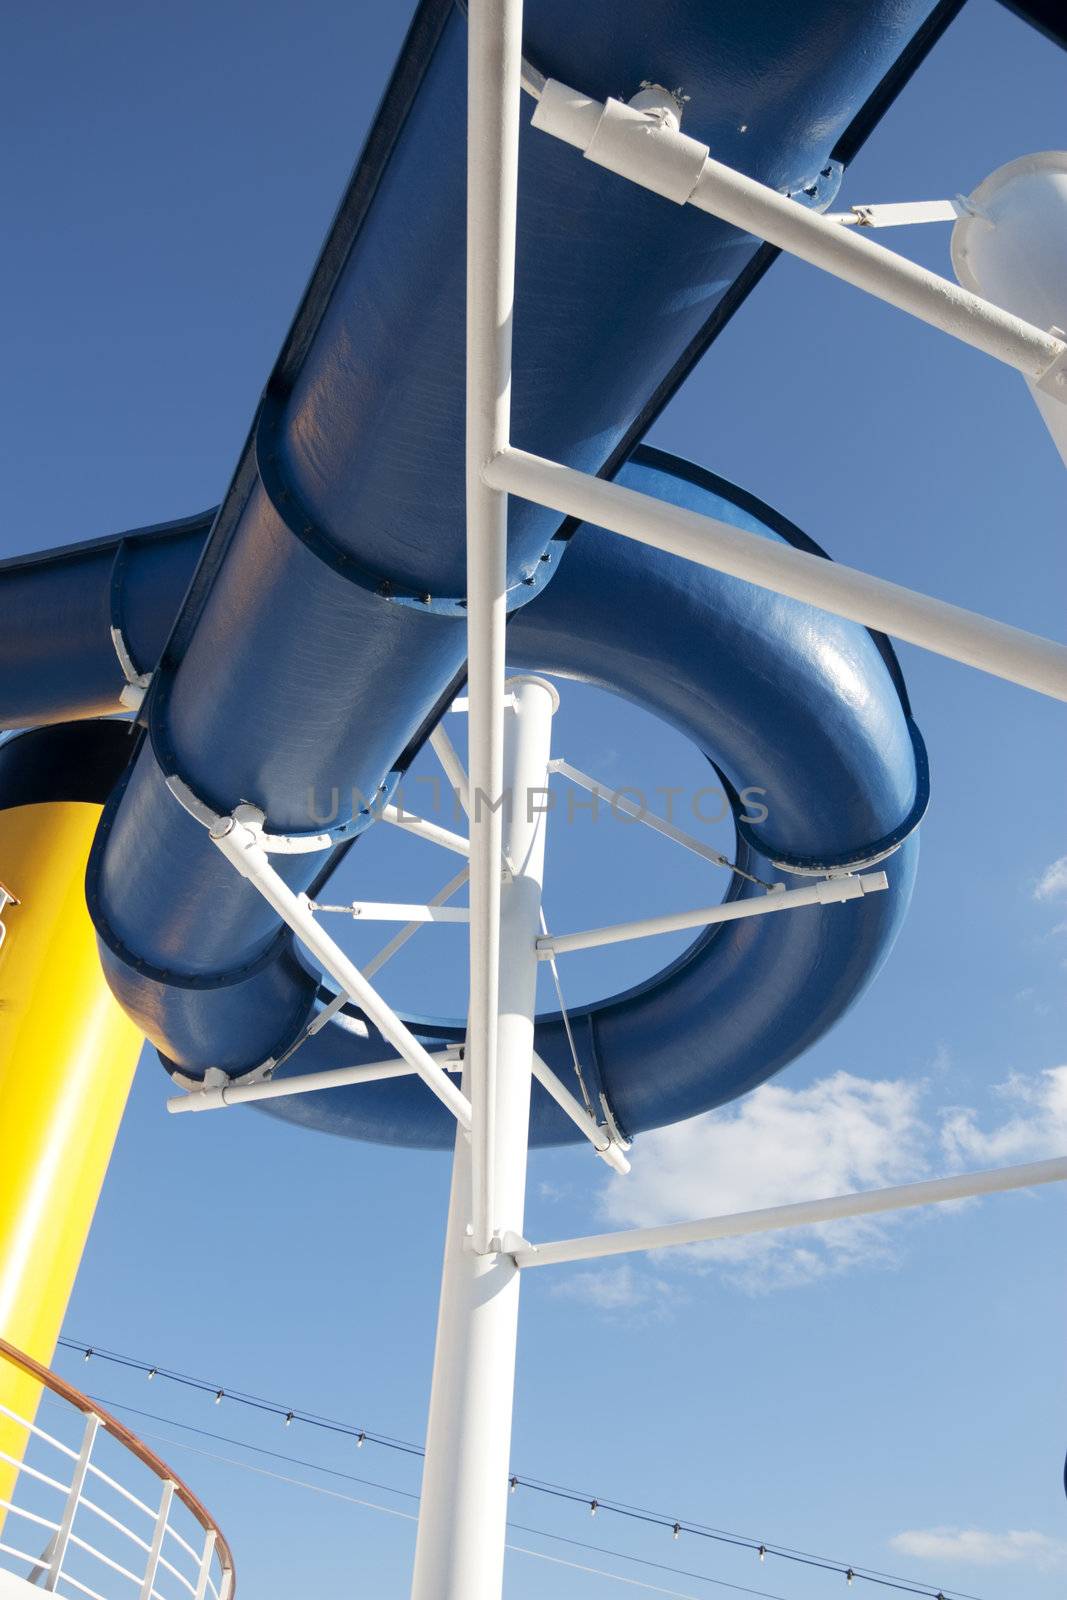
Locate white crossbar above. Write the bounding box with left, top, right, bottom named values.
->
left=537, top=872, right=886, bottom=957
left=166, top=1050, right=463, bottom=1114
left=485, top=447, right=1067, bottom=700
left=311, top=901, right=470, bottom=923
left=513, top=1155, right=1067, bottom=1268
left=531, top=79, right=1067, bottom=384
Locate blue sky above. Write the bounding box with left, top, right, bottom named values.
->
left=4, top=2, right=1067, bottom=1598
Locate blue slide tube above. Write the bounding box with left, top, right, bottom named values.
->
left=0, top=0, right=945, bottom=1141
left=0, top=445, right=927, bottom=1145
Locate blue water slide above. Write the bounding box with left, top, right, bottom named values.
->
left=0, top=0, right=944, bottom=1142
left=0, top=443, right=927, bottom=1145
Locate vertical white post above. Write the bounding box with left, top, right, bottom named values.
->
left=193, top=1528, right=216, bottom=1600
left=410, top=676, right=558, bottom=1600
left=45, top=1410, right=99, bottom=1591
left=463, top=0, right=523, bottom=1256
left=139, top=1478, right=175, bottom=1600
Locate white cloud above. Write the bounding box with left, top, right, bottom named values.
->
left=1034, top=856, right=1067, bottom=900
left=550, top=1262, right=672, bottom=1316
left=939, top=1066, right=1067, bottom=1167
left=599, top=1071, right=930, bottom=1292
left=558, top=1066, right=1067, bottom=1300
left=890, top=1526, right=1066, bottom=1569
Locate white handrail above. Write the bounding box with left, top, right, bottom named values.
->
left=0, top=1397, right=79, bottom=1456
left=0, top=1338, right=235, bottom=1599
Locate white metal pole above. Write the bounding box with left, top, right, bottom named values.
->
left=686, top=156, right=1064, bottom=380
left=410, top=676, right=557, bottom=1600
left=537, top=872, right=887, bottom=958
left=513, top=1154, right=1067, bottom=1269
left=166, top=1049, right=462, bottom=1113
left=529, top=80, right=1067, bottom=383
left=485, top=446, right=1067, bottom=701
left=464, top=0, right=523, bottom=1256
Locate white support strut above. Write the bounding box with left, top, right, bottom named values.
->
left=485, top=446, right=1067, bottom=701
left=429, top=724, right=472, bottom=819
left=209, top=816, right=472, bottom=1130
left=462, top=0, right=524, bottom=1260
left=167, top=1033, right=629, bottom=1174
left=826, top=199, right=962, bottom=229
left=165, top=1049, right=463, bottom=1114
left=410, top=675, right=558, bottom=1600
left=532, top=1053, right=630, bottom=1174
left=538, top=872, right=887, bottom=958
left=363, top=864, right=471, bottom=981
left=380, top=804, right=470, bottom=858
left=310, top=900, right=470, bottom=923
left=513, top=1155, right=1067, bottom=1269
left=530, top=80, right=1067, bottom=387
left=551, top=758, right=735, bottom=871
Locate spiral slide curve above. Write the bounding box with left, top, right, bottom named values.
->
left=0, top=0, right=938, bottom=1147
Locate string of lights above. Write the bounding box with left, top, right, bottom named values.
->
left=60, top=1336, right=981, bottom=1600
left=51, top=1394, right=818, bottom=1600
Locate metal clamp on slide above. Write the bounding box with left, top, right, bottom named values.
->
left=163, top=775, right=390, bottom=853
left=254, top=384, right=564, bottom=615
left=532, top=79, right=709, bottom=204
left=108, top=540, right=153, bottom=710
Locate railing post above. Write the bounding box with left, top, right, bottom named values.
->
left=193, top=1527, right=217, bottom=1600
left=138, top=1477, right=175, bottom=1600
left=44, top=1410, right=99, bottom=1591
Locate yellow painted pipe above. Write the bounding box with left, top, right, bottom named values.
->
left=0, top=789, right=142, bottom=1512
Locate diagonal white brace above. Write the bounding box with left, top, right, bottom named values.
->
left=209, top=815, right=472, bottom=1130
left=551, top=758, right=770, bottom=885
left=380, top=803, right=470, bottom=857
left=532, top=1052, right=630, bottom=1174
left=429, top=725, right=472, bottom=820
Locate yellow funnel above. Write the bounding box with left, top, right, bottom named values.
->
left=0, top=724, right=142, bottom=1508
